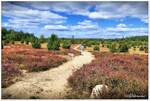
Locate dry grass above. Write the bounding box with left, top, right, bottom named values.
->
left=41, top=43, right=48, bottom=48
left=129, top=47, right=147, bottom=55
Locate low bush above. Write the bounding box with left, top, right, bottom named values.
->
left=139, top=46, right=144, bottom=51
left=93, top=45, right=100, bottom=51
left=47, top=34, right=60, bottom=50
left=2, top=41, right=4, bottom=49
left=21, top=40, right=24, bottom=44
left=32, top=39, right=41, bottom=49
left=67, top=53, right=148, bottom=98
left=26, top=41, right=29, bottom=45
left=119, top=44, right=129, bottom=52
left=62, top=41, right=71, bottom=49
left=144, top=46, right=148, bottom=53
left=11, top=40, right=15, bottom=44
left=109, top=43, right=118, bottom=53
left=2, top=63, right=22, bottom=88
left=5, top=40, right=9, bottom=44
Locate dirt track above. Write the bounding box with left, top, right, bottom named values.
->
left=2, top=50, right=94, bottom=99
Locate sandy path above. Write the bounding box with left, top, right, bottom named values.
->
left=2, top=51, right=94, bottom=99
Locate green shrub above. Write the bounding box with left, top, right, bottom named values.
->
left=119, top=44, right=129, bottom=52
left=47, top=34, right=60, bottom=50
left=133, top=46, right=136, bottom=51
left=26, top=41, right=29, bottom=45
left=62, top=41, right=71, bottom=49
left=21, top=39, right=24, bottom=44
left=93, top=45, right=100, bottom=51
left=109, top=43, right=118, bottom=53
left=2, top=41, right=4, bottom=49
left=139, top=46, right=144, bottom=51
left=144, top=46, right=148, bottom=53
left=5, top=40, right=9, bottom=44
left=40, top=34, right=45, bottom=43
left=127, top=80, right=147, bottom=96
left=32, top=39, right=41, bottom=49
left=11, top=40, right=15, bottom=44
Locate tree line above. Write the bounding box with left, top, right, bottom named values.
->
left=2, top=28, right=148, bottom=53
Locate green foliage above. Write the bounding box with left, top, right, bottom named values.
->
left=25, top=41, right=29, bottom=45
left=40, top=34, right=45, bottom=43
left=109, top=42, right=118, bottom=53
left=71, top=35, right=75, bottom=44
left=32, top=39, right=41, bottom=49
left=11, top=40, right=15, bottom=44
left=2, top=28, right=36, bottom=43
left=2, top=41, right=4, bottom=49
left=118, top=44, right=129, bottom=52
left=4, top=40, right=9, bottom=45
left=93, top=45, right=100, bottom=51
left=62, top=41, right=71, bottom=49
left=139, top=46, right=144, bottom=51
left=144, top=46, right=148, bottom=53
left=47, top=34, right=60, bottom=50
left=21, top=39, right=24, bottom=44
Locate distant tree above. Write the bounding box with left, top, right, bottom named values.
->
left=144, top=46, right=148, bottom=53
left=26, top=40, right=29, bottom=45
left=62, top=41, right=71, bottom=49
left=139, top=46, right=144, bottom=51
left=93, top=45, right=100, bottom=51
left=109, top=42, right=118, bottom=53
left=21, top=39, right=24, bottom=44
left=119, top=44, right=129, bottom=52
left=71, top=35, right=75, bottom=44
left=40, top=34, right=45, bottom=43
left=5, top=39, right=10, bottom=45
left=32, top=39, right=41, bottom=49
left=11, top=40, right=15, bottom=44
left=47, top=34, right=60, bottom=50
left=2, top=41, right=4, bottom=49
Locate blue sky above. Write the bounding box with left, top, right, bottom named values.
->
left=2, top=2, right=148, bottom=39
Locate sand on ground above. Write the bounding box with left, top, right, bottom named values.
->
left=2, top=49, right=94, bottom=99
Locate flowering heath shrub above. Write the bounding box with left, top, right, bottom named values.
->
left=2, top=45, right=67, bottom=87
left=67, top=52, right=148, bottom=98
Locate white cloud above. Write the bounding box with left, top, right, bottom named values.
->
left=44, top=25, right=68, bottom=30
left=89, top=2, right=148, bottom=23
left=44, top=20, right=100, bottom=31
left=2, top=2, right=67, bottom=19
left=71, top=20, right=99, bottom=30
left=2, top=2, right=148, bottom=38
left=107, top=27, right=147, bottom=32
left=27, top=2, right=148, bottom=23
left=116, top=23, right=127, bottom=28
left=2, top=2, right=67, bottom=32
left=105, top=23, right=148, bottom=38
left=27, top=2, right=91, bottom=16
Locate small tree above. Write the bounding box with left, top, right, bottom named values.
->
left=26, top=41, right=29, bottom=45
left=133, top=46, right=136, bottom=51
left=71, top=35, right=75, bottom=44
left=93, top=45, right=100, bottom=51
left=11, top=40, right=15, bottom=44
left=109, top=42, right=118, bottom=53
left=119, top=44, right=129, bottom=52
left=21, top=39, right=24, bottom=44
left=32, top=39, right=41, bottom=49
left=2, top=41, right=4, bottom=49
left=139, top=46, right=144, bottom=51
left=144, top=46, right=148, bottom=53
left=47, top=34, right=60, bottom=50
left=62, top=41, right=71, bottom=49
left=40, top=34, right=45, bottom=43
left=5, top=39, right=9, bottom=44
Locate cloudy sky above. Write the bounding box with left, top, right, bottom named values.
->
left=2, top=1, right=148, bottom=39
